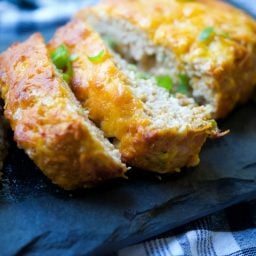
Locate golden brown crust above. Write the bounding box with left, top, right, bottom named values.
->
left=79, top=0, right=256, bottom=118
left=49, top=20, right=216, bottom=173
left=0, top=33, right=126, bottom=190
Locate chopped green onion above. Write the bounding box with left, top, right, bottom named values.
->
left=56, top=62, right=73, bottom=83
left=155, top=75, right=173, bottom=92
left=64, top=61, right=73, bottom=83
left=136, top=71, right=151, bottom=80
left=51, top=44, right=70, bottom=69
left=127, top=64, right=150, bottom=80
left=217, top=31, right=230, bottom=39
left=198, top=27, right=215, bottom=42
left=211, top=120, right=218, bottom=128
left=127, top=64, right=137, bottom=71
left=70, top=54, right=79, bottom=62
left=103, top=36, right=117, bottom=50
left=88, top=49, right=105, bottom=63
left=177, top=74, right=190, bottom=95
left=51, top=44, right=76, bottom=83
left=62, top=73, right=71, bottom=83
left=199, top=27, right=230, bottom=42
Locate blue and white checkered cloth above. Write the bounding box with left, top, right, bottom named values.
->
left=0, top=1, right=256, bottom=256
left=119, top=201, right=256, bottom=256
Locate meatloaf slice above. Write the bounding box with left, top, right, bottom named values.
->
left=0, top=33, right=126, bottom=190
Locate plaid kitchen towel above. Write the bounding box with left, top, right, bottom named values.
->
left=119, top=201, right=256, bottom=256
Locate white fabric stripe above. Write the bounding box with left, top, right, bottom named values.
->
left=162, top=238, right=172, bottom=256
left=212, top=232, right=240, bottom=256
left=148, top=240, right=158, bottom=255
left=158, top=238, right=168, bottom=256
left=198, top=219, right=211, bottom=256
left=186, top=230, right=199, bottom=256
left=155, top=239, right=167, bottom=256
left=151, top=239, right=163, bottom=256
left=202, top=219, right=215, bottom=256
left=165, top=236, right=184, bottom=256
left=145, top=241, right=153, bottom=256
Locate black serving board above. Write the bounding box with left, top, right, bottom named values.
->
left=1, top=1, right=256, bottom=256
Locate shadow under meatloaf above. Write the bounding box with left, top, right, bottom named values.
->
left=48, top=20, right=219, bottom=174
left=0, top=105, right=7, bottom=179
left=79, top=0, right=256, bottom=119
left=0, top=33, right=126, bottom=190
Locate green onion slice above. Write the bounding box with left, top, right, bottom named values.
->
left=217, top=31, right=230, bottom=39
left=198, top=27, right=215, bottom=42
left=103, top=36, right=117, bottom=50
left=211, top=120, right=218, bottom=128
left=199, top=27, right=230, bottom=42
left=127, top=64, right=151, bottom=79
left=88, top=49, right=105, bottom=63
left=70, top=54, right=79, bottom=62
left=51, top=44, right=70, bottom=69
left=62, top=73, right=71, bottom=83
left=127, top=64, right=137, bottom=71
left=155, top=75, right=173, bottom=92
left=177, top=74, right=190, bottom=95
left=136, top=71, right=151, bottom=80
left=51, top=44, right=77, bottom=83
left=64, top=61, right=73, bottom=83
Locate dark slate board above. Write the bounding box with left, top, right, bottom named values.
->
left=1, top=1, right=256, bottom=256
